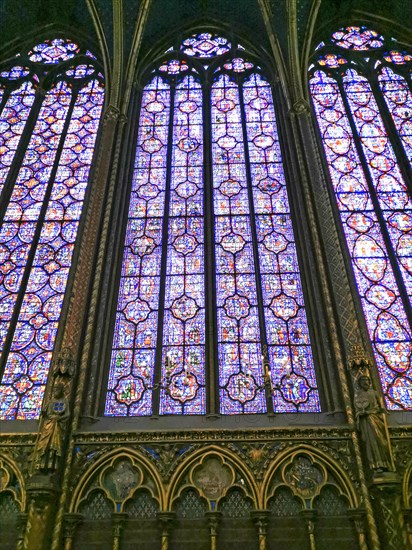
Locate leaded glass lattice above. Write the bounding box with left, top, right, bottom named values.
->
left=0, top=39, right=104, bottom=419
left=106, top=32, right=319, bottom=416
left=310, top=26, right=412, bottom=409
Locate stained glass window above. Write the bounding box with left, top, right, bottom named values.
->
left=0, top=39, right=104, bottom=419
left=310, top=26, right=412, bottom=410
left=106, top=33, right=320, bottom=416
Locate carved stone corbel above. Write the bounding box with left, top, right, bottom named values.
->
left=103, top=104, right=121, bottom=124
left=289, top=98, right=311, bottom=117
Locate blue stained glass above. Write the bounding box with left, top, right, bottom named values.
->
left=0, top=82, right=36, bottom=198
left=310, top=68, right=412, bottom=410
left=330, top=26, right=384, bottom=50
left=28, top=39, right=80, bottom=64
left=180, top=33, right=231, bottom=58
left=342, top=69, right=412, bottom=304
left=0, top=40, right=104, bottom=420
left=212, top=74, right=266, bottom=414
left=0, top=82, right=72, bottom=363
left=0, top=67, right=30, bottom=80
left=105, top=77, right=170, bottom=417
left=243, top=74, right=320, bottom=412
left=160, top=76, right=206, bottom=415
left=0, top=80, right=104, bottom=420
left=378, top=67, right=412, bottom=167
left=107, top=35, right=320, bottom=416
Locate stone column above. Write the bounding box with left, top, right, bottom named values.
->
left=23, top=477, right=59, bottom=550
left=62, top=513, right=83, bottom=550
left=112, top=512, right=128, bottom=550
left=348, top=508, right=368, bottom=550
left=403, top=508, right=412, bottom=550
left=16, top=512, right=28, bottom=550
left=206, top=511, right=222, bottom=550
left=300, top=510, right=317, bottom=550
left=158, top=512, right=175, bottom=550
left=372, top=473, right=408, bottom=549
left=252, top=510, right=270, bottom=550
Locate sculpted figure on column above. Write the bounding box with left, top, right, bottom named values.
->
left=35, top=383, right=70, bottom=472
left=354, top=374, right=394, bottom=472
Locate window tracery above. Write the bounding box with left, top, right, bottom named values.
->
left=105, top=32, right=320, bottom=416
left=310, top=25, right=412, bottom=410
left=0, top=38, right=104, bottom=419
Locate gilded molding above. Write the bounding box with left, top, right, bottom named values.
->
left=73, top=427, right=352, bottom=445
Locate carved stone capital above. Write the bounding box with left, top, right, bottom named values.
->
left=16, top=511, right=28, bottom=548
left=205, top=510, right=222, bottom=535
left=300, top=509, right=317, bottom=527
left=348, top=508, right=366, bottom=533
left=371, top=470, right=401, bottom=490
left=63, top=513, right=83, bottom=539
left=112, top=512, right=128, bottom=538
left=251, top=510, right=270, bottom=533
left=157, top=511, right=176, bottom=532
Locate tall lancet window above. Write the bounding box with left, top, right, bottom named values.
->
left=106, top=32, right=320, bottom=416
left=310, top=26, right=412, bottom=410
left=0, top=39, right=105, bottom=419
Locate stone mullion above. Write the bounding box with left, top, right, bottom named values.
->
left=288, top=105, right=355, bottom=410
left=261, top=0, right=348, bottom=416
left=85, top=90, right=140, bottom=417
